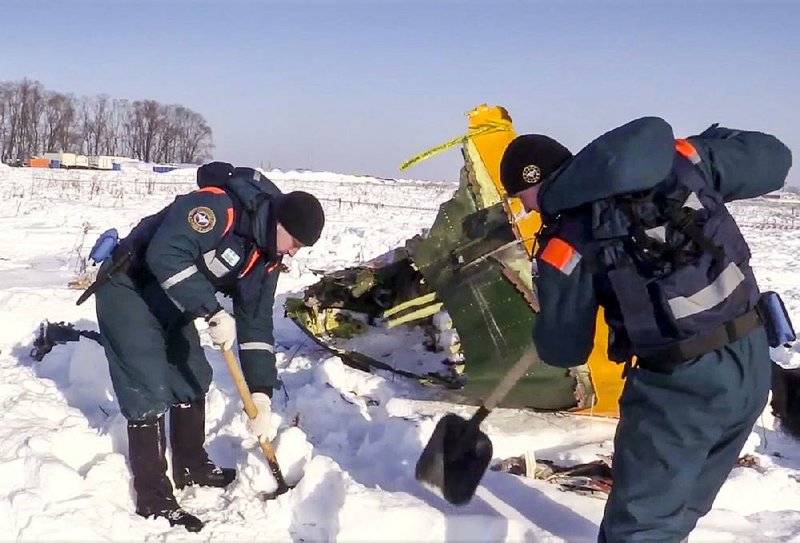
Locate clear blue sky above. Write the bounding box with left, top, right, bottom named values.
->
left=2, top=0, right=797, bottom=185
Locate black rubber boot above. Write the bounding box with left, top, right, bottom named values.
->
left=127, top=417, right=204, bottom=533
left=170, top=401, right=236, bottom=490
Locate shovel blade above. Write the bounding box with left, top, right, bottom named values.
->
left=257, top=482, right=295, bottom=502
left=415, top=413, right=493, bottom=505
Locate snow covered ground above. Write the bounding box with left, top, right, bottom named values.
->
left=1, top=164, right=799, bottom=541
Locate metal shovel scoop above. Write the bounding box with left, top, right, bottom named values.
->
left=415, top=349, right=539, bottom=505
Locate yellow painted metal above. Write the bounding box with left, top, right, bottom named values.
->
left=465, top=104, right=541, bottom=256
left=465, top=104, right=624, bottom=418
left=386, top=302, right=444, bottom=328
left=573, top=310, right=626, bottom=417
left=382, top=292, right=438, bottom=318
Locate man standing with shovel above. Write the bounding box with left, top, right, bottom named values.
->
left=418, top=118, right=792, bottom=542
left=91, top=162, right=325, bottom=531
left=491, top=120, right=790, bottom=542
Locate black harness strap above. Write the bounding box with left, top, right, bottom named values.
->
left=636, top=308, right=762, bottom=373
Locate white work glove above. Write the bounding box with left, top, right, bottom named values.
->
left=245, top=392, right=272, bottom=440
left=206, top=309, right=236, bottom=350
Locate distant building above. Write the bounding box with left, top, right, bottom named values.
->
left=762, top=188, right=800, bottom=201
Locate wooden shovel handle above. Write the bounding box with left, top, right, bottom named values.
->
left=222, top=349, right=282, bottom=467
left=483, top=348, right=539, bottom=412
left=465, top=349, right=539, bottom=431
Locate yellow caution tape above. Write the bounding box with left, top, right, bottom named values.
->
left=399, top=119, right=512, bottom=171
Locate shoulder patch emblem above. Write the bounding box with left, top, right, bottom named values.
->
left=188, top=206, right=216, bottom=233
left=540, top=237, right=581, bottom=275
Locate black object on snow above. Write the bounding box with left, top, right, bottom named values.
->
left=30, top=321, right=101, bottom=361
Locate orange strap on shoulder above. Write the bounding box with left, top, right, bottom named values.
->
left=194, top=186, right=235, bottom=235
left=540, top=237, right=582, bottom=275
left=196, top=186, right=226, bottom=195
left=675, top=139, right=701, bottom=164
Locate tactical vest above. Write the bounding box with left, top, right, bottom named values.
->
left=77, top=167, right=280, bottom=307
left=119, top=174, right=278, bottom=291
left=591, top=140, right=762, bottom=368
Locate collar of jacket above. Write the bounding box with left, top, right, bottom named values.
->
left=251, top=197, right=278, bottom=261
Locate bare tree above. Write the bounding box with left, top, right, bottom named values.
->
left=105, top=99, right=129, bottom=156
left=127, top=99, right=163, bottom=162
left=158, top=104, right=180, bottom=163
left=42, top=91, right=76, bottom=152
left=0, top=82, right=9, bottom=160
left=18, top=80, right=46, bottom=157
left=176, top=107, right=213, bottom=163
left=77, top=94, right=112, bottom=156
left=91, top=95, right=110, bottom=155
left=3, top=82, right=23, bottom=161
left=1, top=79, right=214, bottom=164
left=0, top=79, right=49, bottom=160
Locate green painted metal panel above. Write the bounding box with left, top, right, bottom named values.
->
left=406, top=168, right=577, bottom=409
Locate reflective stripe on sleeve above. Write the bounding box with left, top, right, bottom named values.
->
left=160, top=265, right=199, bottom=290
left=239, top=342, right=275, bottom=353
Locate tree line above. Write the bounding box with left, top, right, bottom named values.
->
left=0, top=79, right=214, bottom=164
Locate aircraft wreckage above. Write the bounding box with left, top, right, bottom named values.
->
left=34, top=105, right=624, bottom=418
left=284, top=104, right=624, bottom=416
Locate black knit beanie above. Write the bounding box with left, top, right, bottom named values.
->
left=277, top=191, right=325, bottom=246
left=500, top=134, right=573, bottom=196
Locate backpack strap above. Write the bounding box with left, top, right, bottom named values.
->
left=671, top=138, right=724, bottom=258
left=614, top=144, right=726, bottom=272
left=663, top=203, right=725, bottom=261
left=666, top=153, right=727, bottom=264
left=614, top=197, right=676, bottom=273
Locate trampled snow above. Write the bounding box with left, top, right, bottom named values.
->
left=1, top=165, right=799, bottom=541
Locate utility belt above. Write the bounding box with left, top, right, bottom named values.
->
left=636, top=308, right=763, bottom=374
left=634, top=289, right=796, bottom=374
left=75, top=246, right=133, bottom=306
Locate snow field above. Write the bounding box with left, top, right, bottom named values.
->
left=0, top=164, right=799, bottom=541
